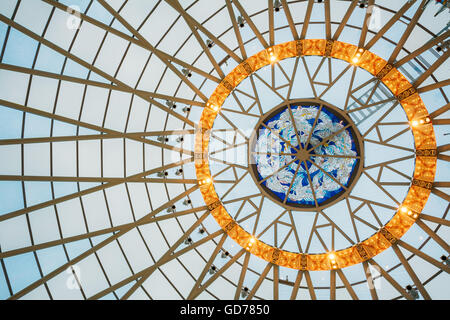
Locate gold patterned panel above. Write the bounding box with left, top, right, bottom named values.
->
left=403, top=185, right=430, bottom=213
left=307, top=254, right=331, bottom=271
left=330, top=41, right=358, bottom=63
left=303, top=39, right=327, bottom=56
left=278, top=251, right=299, bottom=269
left=401, top=93, right=428, bottom=120
left=210, top=206, right=233, bottom=228
left=385, top=212, right=414, bottom=239
left=355, top=244, right=370, bottom=261
left=362, top=232, right=391, bottom=257
left=413, top=124, right=436, bottom=150
left=274, top=41, right=297, bottom=60
left=225, top=64, right=248, bottom=88
left=382, top=68, right=412, bottom=96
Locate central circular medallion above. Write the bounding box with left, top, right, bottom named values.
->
left=249, top=99, right=364, bottom=211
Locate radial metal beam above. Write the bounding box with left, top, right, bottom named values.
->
left=368, top=259, right=412, bottom=300
left=225, top=0, right=247, bottom=59
left=0, top=62, right=206, bottom=106
left=120, top=209, right=212, bottom=299
left=414, top=50, right=450, bottom=87
left=391, top=244, right=431, bottom=300
left=416, top=219, right=450, bottom=252
left=186, top=234, right=228, bottom=299
left=290, top=270, right=303, bottom=300
left=0, top=175, right=236, bottom=184
left=359, top=0, right=375, bottom=46
left=190, top=249, right=247, bottom=300
left=232, top=0, right=269, bottom=49
left=304, top=271, right=316, bottom=300
left=89, top=227, right=225, bottom=299
left=246, top=263, right=273, bottom=300
left=171, top=0, right=225, bottom=78
left=96, top=0, right=208, bottom=102
left=333, top=0, right=358, bottom=41
left=0, top=157, right=193, bottom=223
left=429, top=103, right=450, bottom=120
left=396, top=30, right=450, bottom=67
left=419, top=213, right=450, bottom=227
left=268, top=0, right=275, bottom=46
left=396, top=239, right=450, bottom=273
left=330, top=269, right=336, bottom=300
left=337, top=269, right=359, bottom=300
left=0, top=205, right=208, bottom=259
left=418, top=79, right=450, bottom=93
left=234, top=252, right=251, bottom=300
left=0, top=130, right=195, bottom=146
left=0, top=98, right=194, bottom=156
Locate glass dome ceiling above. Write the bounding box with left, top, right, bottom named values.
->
left=0, top=0, right=448, bottom=300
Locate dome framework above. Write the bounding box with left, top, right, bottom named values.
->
left=0, top=0, right=448, bottom=300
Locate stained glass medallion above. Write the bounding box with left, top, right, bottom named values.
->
left=249, top=101, right=363, bottom=210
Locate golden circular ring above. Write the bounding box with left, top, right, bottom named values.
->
left=194, top=39, right=437, bottom=271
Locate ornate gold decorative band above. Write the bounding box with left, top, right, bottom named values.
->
left=207, top=200, right=222, bottom=211
left=416, top=149, right=437, bottom=157
left=379, top=227, right=397, bottom=244
left=397, top=86, right=417, bottom=101
left=412, top=178, right=433, bottom=190
left=376, top=63, right=394, bottom=79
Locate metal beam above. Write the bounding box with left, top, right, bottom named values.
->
left=392, top=244, right=431, bottom=300
left=7, top=184, right=200, bottom=299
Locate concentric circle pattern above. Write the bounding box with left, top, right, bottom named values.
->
left=252, top=103, right=359, bottom=208
left=0, top=0, right=448, bottom=301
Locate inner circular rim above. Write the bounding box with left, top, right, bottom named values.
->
left=248, top=98, right=365, bottom=211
